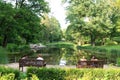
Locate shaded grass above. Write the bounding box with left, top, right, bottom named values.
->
left=96, top=45, right=120, bottom=51
left=78, top=45, right=120, bottom=53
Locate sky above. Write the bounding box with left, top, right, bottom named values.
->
left=46, top=0, right=68, bottom=30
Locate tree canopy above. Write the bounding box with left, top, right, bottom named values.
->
left=0, top=0, right=50, bottom=47
left=41, top=14, right=63, bottom=43
left=65, top=0, right=120, bottom=46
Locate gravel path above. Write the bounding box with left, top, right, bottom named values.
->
left=2, top=63, right=76, bottom=72
left=1, top=63, right=120, bottom=72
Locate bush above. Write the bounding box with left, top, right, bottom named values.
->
left=98, top=48, right=107, bottom=53
left=0, top=73, right=15, bottom=80
left=112, top=37, right=120, bottom=43
left=6, top=43, right=18, bottom=52
left=27, top=67, right=120, bottom=80
left=0, top=47, right=8, bottom=64
left=0, top=66, right=20, bottom=80
left=27, top=67, right=66, bottom=80
left=116, top=58, right=120, bottom=67
left=105, top=41, right=118, bottom=45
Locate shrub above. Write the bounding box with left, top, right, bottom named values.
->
left=0, top=66, right=20, bottom=79
left=27, top=67, right=66, bottom=80
left=98, top=48, right=107, bottom=53
left=6, top=43, right=18, bottom=52
left=0, top=73, right=15, bottom=80
left=105, top=41, right=118, bottom=45
left=0, top=47, right=8, bottom=64
left=112, top=37, right=120, bottom=43
left=116, top=58, right=120, bottom=67
left=27, top=68, right=120, bottom=80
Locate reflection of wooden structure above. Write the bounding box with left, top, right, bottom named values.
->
left=19, top=59, right=46, bottom=71
left=76, top=60, right=104, bottom=68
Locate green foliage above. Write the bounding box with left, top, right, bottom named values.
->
left=0, top=0, right=50, bottom=47
left=19, top=72, right=27, bottom=80
left=6, top=43, right=18, bottom=52
left=65, top=69, right=84, bottom=79
left=0, top=66, right=36, bottom=80
left=47, top=42, right=75, bottom=49
left=0, top=66, right=20, bottom=79
left=112, top=37, right=120, bottom=43
left=65, top=0, right=120, bottom=46
left=18, top=45, right=31, bottom=53
left=23, top=74, right=39, bottom=80
left=0, top=47, right=8, bottom=64
left=27, top=68, right=120, bottom=80
left=28, top=74, right=39, bottom=80
left=77, top=45, right=120, bottom=64
left=105, top=41, right=118, bottom=45
left=1, top=66, right=120, bottom=80
left=6, top=44, right=34, bottom=56
left=0, top=73, right=15, bottom=80
left=15, top=0, right=50, bottom=15
left=116, top=58, right=120, bottom=66
left=41, top=15, right=63, bottom=43
left=0, top=1, right=16, bottom=47
left=27, top=67, right=66, bottom=80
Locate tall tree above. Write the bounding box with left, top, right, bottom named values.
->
left=0, top=1, right=16, bottom=47
left=0, top=0, right=49, bottom=47
left=65, top=0, right=120, bottom=46
left=109, top=0, right=120, bottom=38
left=13, top=0, right=49, bottom=15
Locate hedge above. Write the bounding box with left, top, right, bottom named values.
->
left=0, top=66, right=20, bottom=80
left=27, top=67, right=66, bottom=80
left=27, top=67, right=120, bottom=80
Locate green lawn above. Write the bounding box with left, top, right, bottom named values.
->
left=79, top=44, right=120, bottom=52
left=98, top=45, right=120, bottom=50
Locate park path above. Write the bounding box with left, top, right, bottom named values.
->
left=3, top=63, right=76, bottom=72
left=1, top=63, right=120, bottom=72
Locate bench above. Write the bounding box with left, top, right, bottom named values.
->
left=76, top=60, right=104, bottom=68
left=19, top=59, right=46, bottom=71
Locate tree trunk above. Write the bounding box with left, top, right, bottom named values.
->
left=20, top=0, right=25, bottom=8
left=90, top=34, right=95, bottom=46
left=2, top=35, right=8, bottom=48
left=15, top=0, right=18, bottom=8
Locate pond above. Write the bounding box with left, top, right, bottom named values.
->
left=7, top=47, right=117, bottom=65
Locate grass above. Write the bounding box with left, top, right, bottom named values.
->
left=95, top=45, right=120, bottom=52
left=79, top=44, right=120, bottom=51
left=97, top=45, right=120, bottom=50
left=46, top=41, right=76, bottom=49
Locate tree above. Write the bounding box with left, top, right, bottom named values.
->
left=65, top=0, right=120, bottom=46
left=41, top=14, right=63, bottom=43
left=109, top=0, right=120, bottom=38
left=14, top=0, right=49, bottom=15
left=0, top=0, right=50, bottom=47
left=66, top=26, right=88, bottom=45
left=0, top=1, right=16, bottom=47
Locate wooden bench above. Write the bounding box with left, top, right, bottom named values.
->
left=19, top=59, right=46, bottom=71
left=76, top=60, right=104, bottom=68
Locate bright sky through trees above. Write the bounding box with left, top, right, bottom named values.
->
left=46, top=0, right=68, bottom=30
